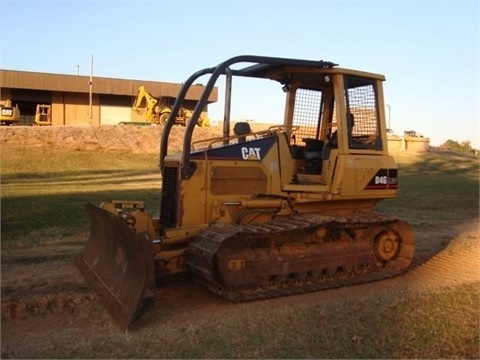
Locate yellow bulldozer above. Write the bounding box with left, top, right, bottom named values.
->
left=132, top=85, right=209, bottom=126
left=34, top=104, right=52, bottom=126
left=76, top=55, right=415, bottom=329
left=0, top=100, right=20, bottom=125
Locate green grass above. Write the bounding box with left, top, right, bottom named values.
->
left=1, top=147, right=161, bottom=240
left=6, top=282, right=479, bottom=359
left=150, top=284, right=477, bottom=359
left=377, top=151, right=479, bottom=225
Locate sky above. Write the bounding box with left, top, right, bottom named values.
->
left=1, top=0, right=479, bottom=148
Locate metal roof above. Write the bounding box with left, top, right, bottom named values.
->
left=0, top=69, right=217, bottom=102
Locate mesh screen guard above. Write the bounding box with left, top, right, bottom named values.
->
left=290, top=76, right=382, bottom=150
left=291, top=88, right=323, bottom=144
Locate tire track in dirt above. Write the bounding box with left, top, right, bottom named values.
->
left=1, top=259, right=98, bottom=321
left=405, top=248, right=480, bottom=288
left=402, top=245, right=479, bottom=291
left=402, top=225, right=480, bottom=291
left=1, top=293, right=97, bottom=320
left=351, top=222, right=480, bottom=296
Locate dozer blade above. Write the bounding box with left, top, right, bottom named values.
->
left=76, top=203, right=155, bottom=330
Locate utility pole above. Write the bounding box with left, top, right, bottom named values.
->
left=387, top=104, right=391, bottom=130
left=89, top=54, right=93, bottom=122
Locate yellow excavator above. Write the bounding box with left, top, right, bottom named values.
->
left=0, top=100, right=20, bottom=125
left=76, top=55, right=415, bottom=329
left=132, top=85, right=209, bottom=126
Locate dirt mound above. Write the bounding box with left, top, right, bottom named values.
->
left=0, top=124, right=229, bottom=153
left=0, top=122, right=274, bottom=153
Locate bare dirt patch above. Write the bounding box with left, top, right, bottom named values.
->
left=0, top=122, right=268, bottom=153
left=1, top=124, right=209, bottom=153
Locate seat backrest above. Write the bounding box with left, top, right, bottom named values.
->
left=233, top=122, right=251, bottom=143
left=303, top=138, right=324, bottom=151
left=233, top=122, right=252, bottom=136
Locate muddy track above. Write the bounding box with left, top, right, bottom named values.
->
left=2, top=221, right=478, bottom=323
left=187, top=214, right=415, bottom=302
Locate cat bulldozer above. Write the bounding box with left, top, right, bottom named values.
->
left=132, top=85, right=209, bottom=126
left=34, top=104, right=52, bottom=126
left=76, top=55, right=415, bottom=329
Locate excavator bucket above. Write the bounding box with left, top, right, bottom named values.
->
left=75, top=203, right=155, bottom=330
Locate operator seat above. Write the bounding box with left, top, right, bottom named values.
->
left=303, top=138, right=324, bottom=174
left=234, top=122, right=252, bottom=143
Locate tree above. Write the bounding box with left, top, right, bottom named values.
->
left=440, top=139, right=478, bottom=156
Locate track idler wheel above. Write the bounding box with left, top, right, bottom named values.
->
left=371, top=220, right=415, bottom=270
left=374, top=230, right=401, bottom=262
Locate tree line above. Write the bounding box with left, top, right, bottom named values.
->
left=439, top=140, right=478, bottom=156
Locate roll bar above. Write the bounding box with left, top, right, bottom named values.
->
left=159, top=55, right=337, bottom=179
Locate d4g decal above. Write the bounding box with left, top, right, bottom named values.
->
left=364, top=169, right=398, bottom=190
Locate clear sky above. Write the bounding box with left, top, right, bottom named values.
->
left=1, top=0, right=478, bottom=148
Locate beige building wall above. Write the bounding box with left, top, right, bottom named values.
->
left=51, top=92, right=64, bottom=125
left=388, top=135, right=430, bottom=153
left=1, top=69, right=218, bottom=126
left=51, top=93, right=100, bottom=126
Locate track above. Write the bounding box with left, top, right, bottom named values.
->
left=186, top=213, right=415, bottom=302
left=399, top=227, right=480, bottom=292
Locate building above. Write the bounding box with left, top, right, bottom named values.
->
left=387, top=132, right=430, bottom=153
left=0, top=69, right=218, bottom=126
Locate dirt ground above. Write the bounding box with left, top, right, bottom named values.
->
left=1, top=124, right=479, bottom=357
left=0, top=122, right=268, bottom=154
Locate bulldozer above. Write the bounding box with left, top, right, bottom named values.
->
left=132, top=85, right=209, bottom=126
left=34, top=104, right=52, bottom=126
left=76, top=55, right=415, bottom=330
left=0, top=100, right=20, bottom=125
